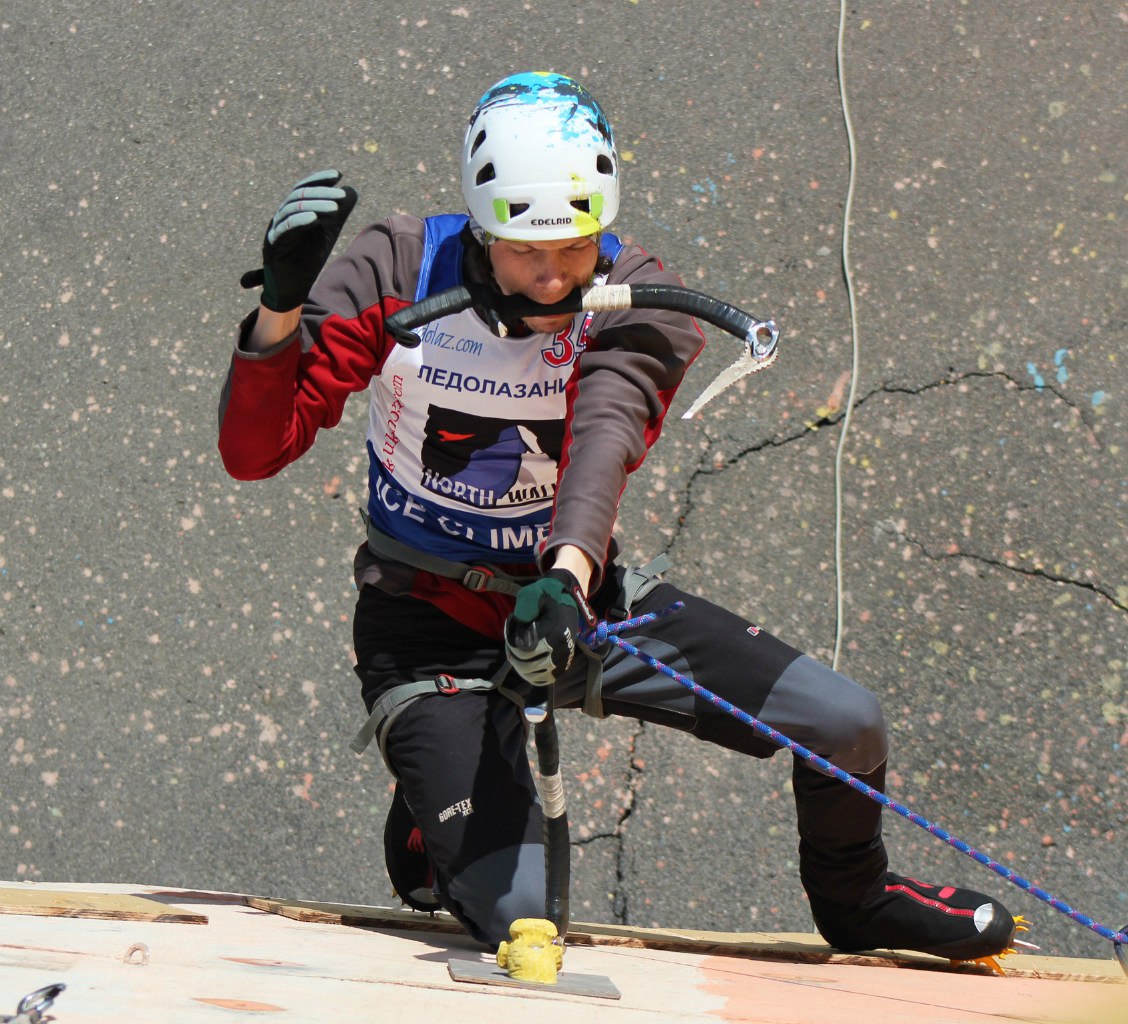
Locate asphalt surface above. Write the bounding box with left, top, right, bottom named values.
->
left=2, top=1, right=1125, bottom=963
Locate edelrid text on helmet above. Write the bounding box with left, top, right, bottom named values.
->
left=461, top=71, right=619, bottom=242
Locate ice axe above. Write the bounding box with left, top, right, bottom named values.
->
left=384, top=280, right=781, bottom=418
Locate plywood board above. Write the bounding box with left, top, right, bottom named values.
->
left=1, top=882, right=1124, bottom=1024
left=246, top=895, right=1124, bottom=983
left=0, top=886, right=207, bottom=924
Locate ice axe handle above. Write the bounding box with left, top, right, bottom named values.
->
left=532, top=712, right=570, bottom=938
left=384, top=283, right=778, bottom=359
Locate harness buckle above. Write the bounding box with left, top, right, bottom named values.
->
left=462, top=565, right=495, bottom=592
left=435, top=674, right=460, bottom=695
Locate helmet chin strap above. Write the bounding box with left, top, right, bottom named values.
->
left=478, top=228, right=603, bottom=332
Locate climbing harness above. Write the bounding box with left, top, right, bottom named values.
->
left=588, top=603, right=1128, bottom=972
left=350, top=553, right=676, bottom=770
left=349, top=551, right=676, bottom=972
left=607, top=554, right=672, bottom=622
left=580, top=553, right=672, bottom=719
left=363, top=514, right=528, bottom=596
left=349, top=671, right=509, bottom=770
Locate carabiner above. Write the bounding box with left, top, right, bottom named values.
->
left=2, top=984, right=65, bottom=1024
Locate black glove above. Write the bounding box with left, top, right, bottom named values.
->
left=504, top=569, right=594, bottom=687
left=241, top=169, right=359, bottom=312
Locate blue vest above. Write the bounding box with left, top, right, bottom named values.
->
left=362, top=216, right=624, bottom=564
left=414, top=213, right=623, bottom=298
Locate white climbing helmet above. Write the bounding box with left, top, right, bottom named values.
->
left=461, top=71, right=619, bottom=241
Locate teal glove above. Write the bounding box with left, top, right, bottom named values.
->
left=241, top=169, right=358, bottom=311
left=505, top=569, right=592, bottom=687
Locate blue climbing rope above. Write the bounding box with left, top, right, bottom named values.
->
left=584, top=603, right=1128, bottom=949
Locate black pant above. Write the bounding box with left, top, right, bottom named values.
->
left=353, top=566, right=890, bottom=945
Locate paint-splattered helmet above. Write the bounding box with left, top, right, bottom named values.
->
left=461, top=71, right=619, bottom=241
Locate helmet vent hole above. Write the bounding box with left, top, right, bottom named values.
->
left=508, top=202, right=529, bottom=217
left=596, top=154, right=615, bottom=175
left=570, top=199, right=590, bottom=213
left=470, top=129, right=487, bottom=157
left=475, top=163, right=496, bottom=186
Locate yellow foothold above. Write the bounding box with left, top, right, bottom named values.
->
left=496, top=918, right=564, bottom=984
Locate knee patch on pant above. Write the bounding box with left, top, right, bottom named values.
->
left=759, top=655, right=888, bottom=774
left=444, top=842, right=546, bottom=947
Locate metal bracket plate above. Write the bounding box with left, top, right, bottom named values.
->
left=448, top=958, right=621, bottom=1000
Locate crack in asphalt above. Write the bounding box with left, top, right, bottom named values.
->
left=664, top=370, right=1110, bottom=580
left=878, top=369, right=1103, bottom=443
left=875, top=521, right=1127, bottom=614
left=611, top=718, right=647, bottom=925
left=594, top=371, right=1120, bottom=926
left=572, top=717, right=648, bottom=925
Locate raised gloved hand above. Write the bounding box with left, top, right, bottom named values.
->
left=241, top=169, right=359, bottom=311
left=504, top=569, right=594, bottom=687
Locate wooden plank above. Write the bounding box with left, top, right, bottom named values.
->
left=0, top=887, right=208, bottom=924
left=2, top=884, right=1124, bottom=1024
left=244, top=895, right=461, bottom=934
left=245, top=895, right=1123, bottom=984
left=568, top=922, right=1127, bottom=984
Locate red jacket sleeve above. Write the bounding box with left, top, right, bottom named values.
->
left=217, top=217, right=425, bottom=480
